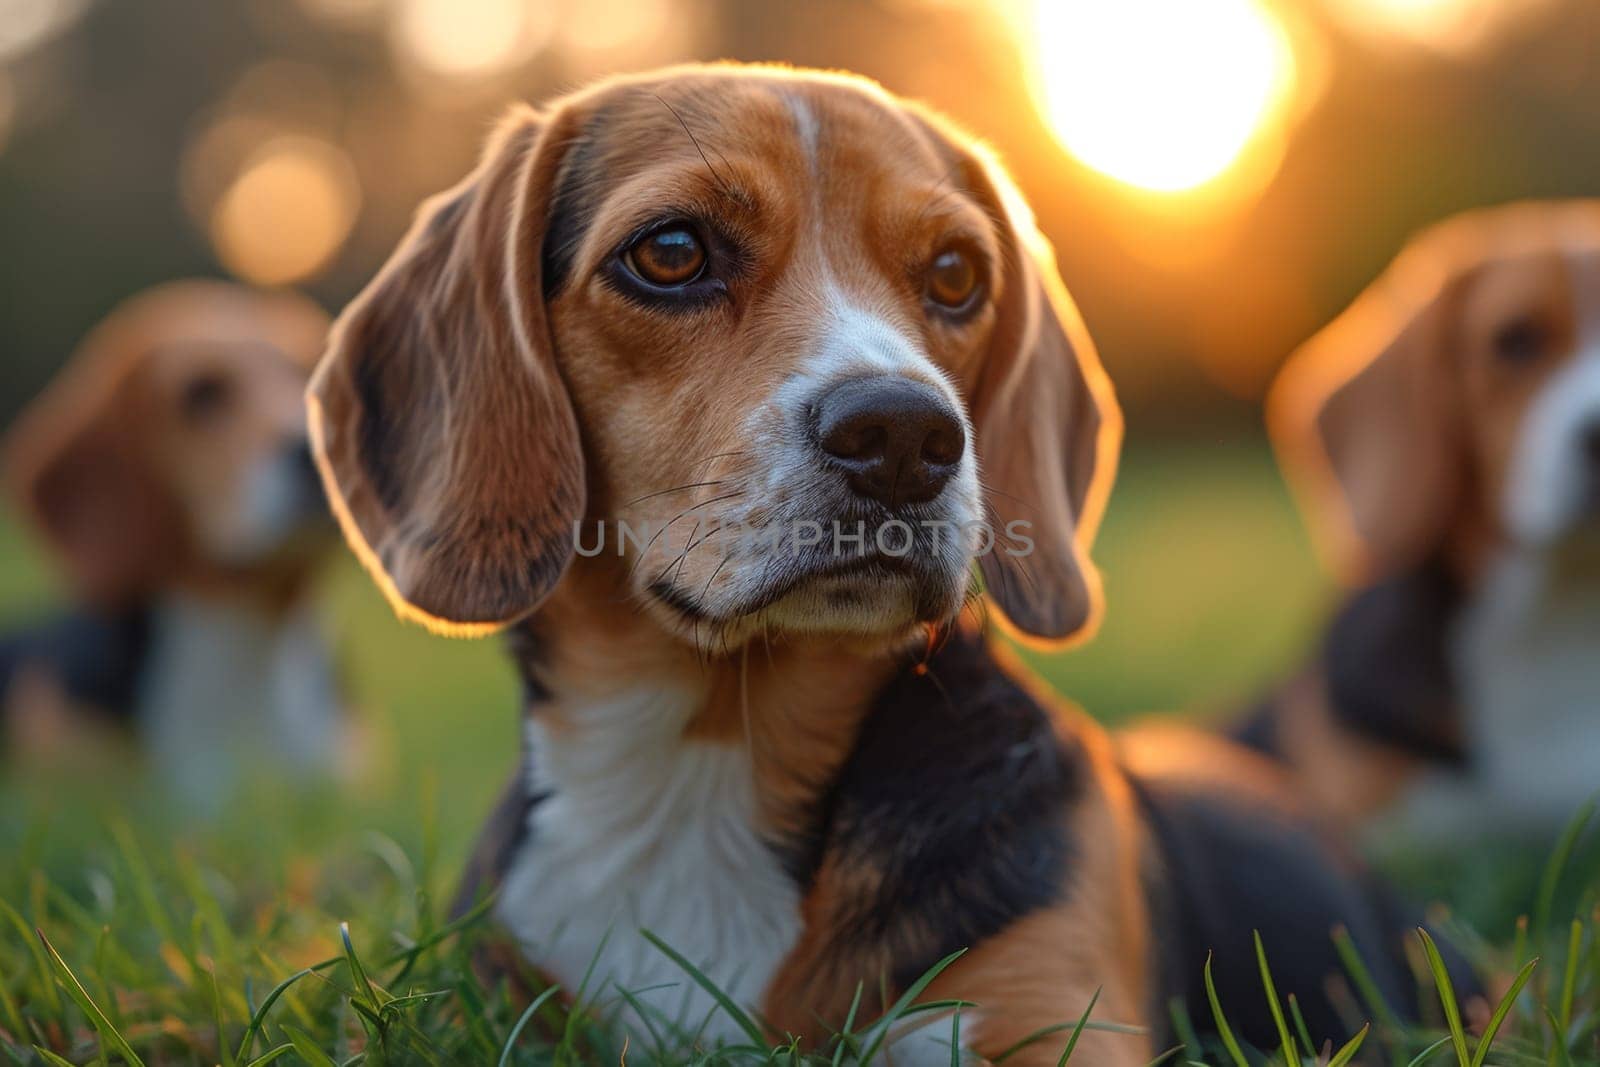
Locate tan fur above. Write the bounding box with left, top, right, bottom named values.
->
left=5, top=280, right=330, bottom=609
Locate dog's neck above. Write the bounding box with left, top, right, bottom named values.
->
left=516, top=558, right=919, bottom=837
left=495, top=558, right=937, bottom=1039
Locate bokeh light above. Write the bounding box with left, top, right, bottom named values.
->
left=557, top=0, right=675, bottom=60
left=1325, top=0, right=1557, bottom=52
left=208, top=136, right=360, bottom=286
left=388, top=0, right=556, bottom=81
left=1029, top=0, right=1297, bottom=194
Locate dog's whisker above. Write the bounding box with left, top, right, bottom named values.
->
left=978, top=480, right=1043, bottom=516
left=618, top=480, right=726, bottom=510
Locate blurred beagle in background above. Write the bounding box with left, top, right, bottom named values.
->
left=1, top=280, right=351, bottom=805
left=1244, top=201, right=1600, bottom=841
left=312, top=65, right=1468, bottom=1064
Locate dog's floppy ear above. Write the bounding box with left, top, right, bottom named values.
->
left=5, top=357, right=187, bottom=608
left=309, top=106, right=586, bottom=636
left=961, top=146, right=1122, bottom=646
left=1269, top=241, right=1467, bottom=583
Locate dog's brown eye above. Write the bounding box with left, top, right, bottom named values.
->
left=626, top=227, right=707, bottom=288
left=927, top=248, right=980, bottom=311
left=179, top=372, right=233, bottom=423
left=1493, top=316, right=1549, bottom=365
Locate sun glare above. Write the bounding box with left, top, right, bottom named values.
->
left=1031, top=0, right=1296, bottom=194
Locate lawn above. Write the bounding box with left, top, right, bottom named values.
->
left=1, top=437, right=1596, bottom=1065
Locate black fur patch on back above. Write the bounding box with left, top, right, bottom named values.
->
left=789, top=631, right=1085, bottom=989
left=1135, top=775, right=1421, bottom=1053
left=0, top=606, right=152, bottom=729
left=1324, top=558, right=1465, bottom=764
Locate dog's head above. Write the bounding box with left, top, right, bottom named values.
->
left=1271, top=201, right=1600, bottom=581
left=5, top=280, right=332, bottom=607
left=310, top=65, right=1120, bottom=648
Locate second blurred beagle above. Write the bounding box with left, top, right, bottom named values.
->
left=1245, top=201, right=1600, bottom=839
left=2, top=280, right=349, bottom=803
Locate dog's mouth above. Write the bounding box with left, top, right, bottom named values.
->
left=645, top=544, right=960, bottom=634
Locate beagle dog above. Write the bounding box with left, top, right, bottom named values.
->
left=310, top=65, right=1458, bottom=1064
left=2, top=280, right=349, bottom=804
left=1244, top=201, right=1600, bottom=842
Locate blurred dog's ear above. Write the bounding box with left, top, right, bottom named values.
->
left=309, top=106, right=587, bottom=636
left=5, top=362, right=186, bottom=608
left=1269, top=243, right=1468, bottom=583
left=952, top=136, right=1122, bottom=646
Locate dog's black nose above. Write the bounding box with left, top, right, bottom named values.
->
left=814, top=377, right=965, bottom=507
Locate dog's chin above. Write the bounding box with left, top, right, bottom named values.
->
left=642, top=560, right=967, bottom=651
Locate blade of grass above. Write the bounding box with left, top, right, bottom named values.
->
left=1055, top=986, right=1101, bottom=1066
left=30, top=1049, right=78, bottom=1067
left=1558, top=919, right=1582, bottom=1038
left=108, top=820, right=178, bottom=951
left=1542, top=1007, right=1575, bottom=1067
left=1533, top=798, right=1596, bottom=963
left=613, top=986, right=672, bottom=1057
left=210, top=966, right=237, bottom=1067
left=1166, top=996, right=1202, bottom=1066
left=36, top=929, right=145, bottom=1067
left=1332, top=925, right=1402, bottom=1039
left=340, top=922, right=389, bottom=1009
left=1203, top=953, right=1249, bottom=1067
left=1416, top=928, right=1470, bottom=1067
left=497, top=985, right=562, bottom=1067
left=1287, top=994, right=1316, bottom=1063
left=0, top=899, right=60, bottom=1014
left=1406, top=1036, right=1455, bottom=1067
left=1327, top=1025, right=1369, bottom=1067
left=234, top=965, right=323, bottom=1063
left=831, top=981, right=867, bottom=1067
left=281, top=1024, right=338, bottom=1067
left=242, top=1046, right=296, bottom=1067
left=1254, top=931, right=1299, bottom=1066
left=1469, top=955, right=1538, bottom=1067
left=855, top=949, right=967, bottom=1065
left=641, top=928, right=767, bottom=1047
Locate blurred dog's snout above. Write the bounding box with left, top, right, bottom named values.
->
left=814, top=377, right=964, bottom=507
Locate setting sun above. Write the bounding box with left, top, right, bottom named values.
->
left=1030, top=0, right=1296, bottom=194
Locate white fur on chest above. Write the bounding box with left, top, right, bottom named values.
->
left=496, top=684, right=802, bottom=1047
left=139, top=596, right=344, bottom=807
left=1381, top=553, right=1600, bottom=843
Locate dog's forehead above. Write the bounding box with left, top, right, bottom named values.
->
left=577, top=72, right=949, bottom=194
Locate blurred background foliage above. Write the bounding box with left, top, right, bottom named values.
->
left=1, top=0, right=1597, bottom=856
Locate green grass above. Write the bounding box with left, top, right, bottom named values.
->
left=2, top=439, right=1597, bottom=1064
